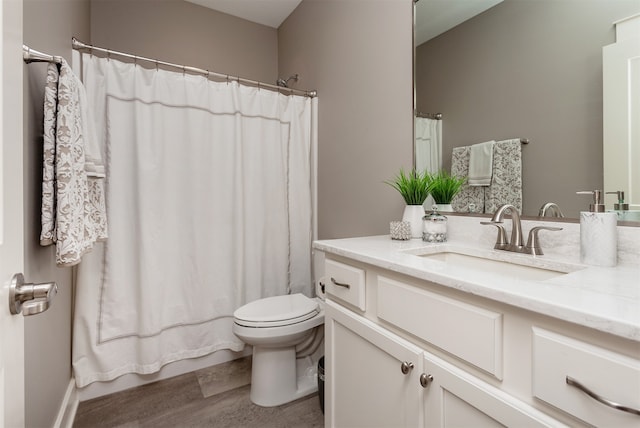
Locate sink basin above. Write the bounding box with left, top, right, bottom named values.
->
left=420, top=252, right=566, bottom=281
left=406, top=247, right=583, bottom=282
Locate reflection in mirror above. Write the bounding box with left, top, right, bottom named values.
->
left=414, top=112, right=442, bottom=173
left=414, top=0, right=640, bottom=221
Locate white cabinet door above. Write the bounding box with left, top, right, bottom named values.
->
left=0, top=0, right=25, bottom=426
left=325, top=300, right=424, bottom=428
left=422, top=351, right=563, bottom=428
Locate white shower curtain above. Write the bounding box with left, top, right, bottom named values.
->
left=415, top=117, right=442, bottom=209
left=414, top=117, right=442, bottom=174
left=72, top=54, right=317, bottom=387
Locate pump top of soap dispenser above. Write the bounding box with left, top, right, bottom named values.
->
left=606, top=191, right=629, bottom=211
left=576, top=190, right=605, bottom=212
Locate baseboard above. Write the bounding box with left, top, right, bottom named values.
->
left=53, top=379, right=79, bottom=428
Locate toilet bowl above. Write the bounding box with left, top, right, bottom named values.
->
left=233, top=293, right=325, bottom=407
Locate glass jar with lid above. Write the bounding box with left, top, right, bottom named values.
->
left=422, top=206, right=447, bottom=242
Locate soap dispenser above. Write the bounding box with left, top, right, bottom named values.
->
left=576, top=190, right=617, bottom=267
left=606, top=191, right=629, bottom=211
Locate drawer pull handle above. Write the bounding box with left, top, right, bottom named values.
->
left=400, top=361, right=414, bottom=375
left=566, top=376, right=640, bottom=416
left=330, top=277, right=351, bottom=289
left=420, top=373, right=434, bottom=388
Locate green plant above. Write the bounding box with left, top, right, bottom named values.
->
left=385, top=169, right=432, bottom=205
left=428, top=170, right=466, bottom=204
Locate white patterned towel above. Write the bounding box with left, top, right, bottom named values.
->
left=40, top=60, right=108, bottom=266
left=451, top=146, right=485, bottom=213
left=484, top=138, right=522, bottom=214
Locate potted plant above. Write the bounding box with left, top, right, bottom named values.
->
left=427, top=170, right=466, bottom=212
left=385, top=169, right=431, bottom=238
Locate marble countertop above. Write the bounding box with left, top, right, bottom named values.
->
left=313, top=234, right=640, bottom=342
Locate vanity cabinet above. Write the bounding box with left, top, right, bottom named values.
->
left=325, top=300, right=424, bottom=427
left=422, top=350, right=559, bottom=427
left=532, top=328, right=640, bottom=427
left=321, top=253, right=640, bottom=428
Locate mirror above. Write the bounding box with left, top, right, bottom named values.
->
left=414, top=0, right=640, bottom=221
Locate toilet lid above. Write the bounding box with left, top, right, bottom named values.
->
left=234, top=293, right=319, bottom=327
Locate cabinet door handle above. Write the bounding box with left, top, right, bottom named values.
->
left=566, top=376, right=640, bottom=416
left=420, top=373, right=433, bottom=388
left=400, top=361, right=414, bottom=375
left=330, top=277, right=351, bottom=289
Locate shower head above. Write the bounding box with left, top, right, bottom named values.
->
left=276, top=74, right=299, bottom=88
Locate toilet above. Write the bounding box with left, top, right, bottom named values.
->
left=233, top=293, right=325, bottom=407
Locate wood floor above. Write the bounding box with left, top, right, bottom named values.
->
left=73, top=357, right=325, bottom=428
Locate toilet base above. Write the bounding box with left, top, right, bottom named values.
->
left=249, top=346, right=318, bottom=407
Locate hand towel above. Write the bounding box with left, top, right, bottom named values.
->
left=40, top=63, right=59, bottom=246
left=468, top=140, right=495, bottom=186
left=40, top=59, right=108, bottom=266
left=451, top=146, right=485, bottom=213
left=484, top=138, right=522, bottom=214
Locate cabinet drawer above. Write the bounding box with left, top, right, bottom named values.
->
left=377, top=275, right=503, bottom=378
left=325, top=258, right=366, bottom=311
left=532, top=328, right=640, bottom=427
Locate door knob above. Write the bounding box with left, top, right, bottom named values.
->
left=420, top=373, right=434, bottom=388
left=9, top=273, right=58, bottom=316
left=400, top=361, right=414, bottom=375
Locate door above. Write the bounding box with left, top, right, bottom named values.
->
left=422, top=351, right=561, bottom=428
left=325, top=300, right=424, bottom=427
left=603, top=15, right=640, bottom=212
left=0, top=0, right=25, bottom=427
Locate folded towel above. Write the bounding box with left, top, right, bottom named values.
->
left=468, top=140, right=495, bottom=186
left=451, top=146, right=485, bottom=213
left=40, top=63, right=59, bottom=246
left=40, top=60, right=108, bottom=266
left=485, top=138, right=522, bottom=214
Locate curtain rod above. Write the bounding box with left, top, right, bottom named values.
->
left=23, top=45, right=63, bottom=64
left=416, top=112, right=442, bottom=120
left=71, top=37, right=316, bottom=98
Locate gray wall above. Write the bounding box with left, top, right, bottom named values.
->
left=90, top=0, right=278, bottom=83
left=23, top=1, right=91, bottom=426
left=416, top=0, right=640, bottom=218
left=278, top=0, right=414, bottom=239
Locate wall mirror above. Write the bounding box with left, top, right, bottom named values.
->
left=414, top=0, right=640, bottom=222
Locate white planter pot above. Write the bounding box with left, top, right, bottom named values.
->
left=433, top=203, right=454, bottom=213
left=402, top=205, right=425, bottom=239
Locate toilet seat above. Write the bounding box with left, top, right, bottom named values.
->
left=234, top=293, right=319, bottom=328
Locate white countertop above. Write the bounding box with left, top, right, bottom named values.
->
left=313, top=234, right=640, bottom=342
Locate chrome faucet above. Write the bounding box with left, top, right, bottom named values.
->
left=490, top=204, right=525, bottom=252
left=482, top=204, right=562, bottom=255
left=538, top=202, right=565, bottom=218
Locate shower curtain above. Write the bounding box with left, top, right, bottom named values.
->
left=415, top=117, right=442, bottom=209
left=72, top=54, right=317, bottom=387
left=415, top=117, right=441, bottom=174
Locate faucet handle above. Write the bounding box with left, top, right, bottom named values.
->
left=480, top=221, right=509, bottom=250
left=525, top=226, right=562, bottom=255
